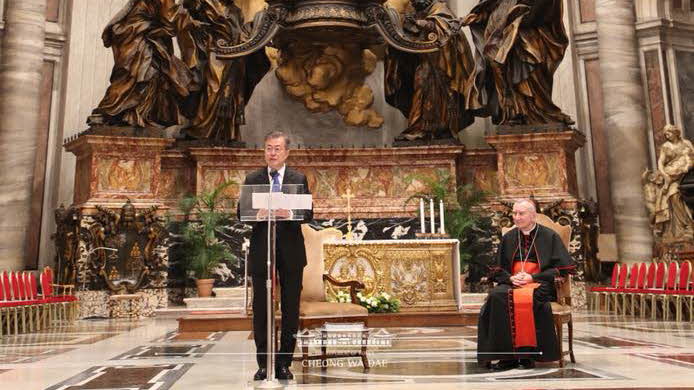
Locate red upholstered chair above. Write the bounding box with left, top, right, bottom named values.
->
left=39, top=266, right=78, bottom=325
left=673, top=261, right=694, bottom=322
left=0, top=271, right=11, bottom=336
left=633, top=263, right=654, bottom=318
left=653, top=262, right=679, bottom=320
left=616, top=264, right=640, bottom=315
left=605, top=265, right=629, bottom=313
left=590, top=264, right=620, bottom=312
left=623, top=263, right=647, bottom=316
left=643, top=263, right=666, bottom=318
left=23, top=272, right=44, bottom=332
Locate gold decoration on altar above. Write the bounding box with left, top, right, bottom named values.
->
left=275, top=42, right=384, bottom=128
left=324, top=241, right=458, bottom=311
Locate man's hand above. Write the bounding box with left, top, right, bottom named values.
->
left=256, top=209, right=269, bottom=220
left=274, top=209, right=291, bottom=219
left=511, top=272, right=533, bottom=287
left=256, top=208, right=291, bottom=220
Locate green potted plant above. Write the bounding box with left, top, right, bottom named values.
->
left=179, top=180, right=236, bottom=297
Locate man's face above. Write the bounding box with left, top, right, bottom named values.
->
left=264, top=136, right=289, bottom=170
left=512, top=202, right=536, bottom=231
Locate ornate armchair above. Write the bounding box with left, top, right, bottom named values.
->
left=295, top=225, right=369, bottom=371
left=500, top=214, right=575, bottom=367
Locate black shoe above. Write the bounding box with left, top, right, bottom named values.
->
left=518, top=359, right=535, bottom=369
left=490, top=359, right=519, bottom=371
left=253, top=368, right=267, bottom=381
left=276, top=366, right=294, bottom=380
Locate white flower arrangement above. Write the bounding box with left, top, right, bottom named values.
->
left=332, top=290, right=400, bottom=313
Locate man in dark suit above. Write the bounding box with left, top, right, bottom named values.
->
left=239, top=131, right=313, bottom=381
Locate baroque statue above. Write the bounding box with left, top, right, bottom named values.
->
left=385, top=0, right=475, bottom=142
left=463, top=0, right=573, bottom=126
left=179, top=0, right=270, bottom=142
left=89, top=0, right=269, bottom=143
left=52, top=204, right=81, bottom=285
left=275, top=43, right=384, bottom=128
left=642, top=124, right=694, bottom=243
left=88, top=0, right=198, bottom=128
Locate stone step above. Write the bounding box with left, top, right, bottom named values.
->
left=184, top=297, right=245, bottom=309
left=212, top=287, right=246, bottom=298
left=460, top=293, right=487, bottom=304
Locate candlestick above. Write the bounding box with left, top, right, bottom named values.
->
left=439, top=199, right=445, bottom=234
left=429, top=198, right=435, bottom=234
left=419, top=198, right=425, bottom=233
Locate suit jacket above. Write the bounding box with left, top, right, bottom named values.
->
left=491, top=224, right=575, bottom=286
left=238, top=167, right=314, bottom=278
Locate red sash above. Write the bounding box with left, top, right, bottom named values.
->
left=511, top=261, right=540, bottom=348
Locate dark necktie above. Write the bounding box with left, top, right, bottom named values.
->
left=270, top=170, right=281, bottom=193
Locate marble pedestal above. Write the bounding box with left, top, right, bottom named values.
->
left=64, top=131, right=175, bottom=206
left=485, top=128, right=586, bottom=201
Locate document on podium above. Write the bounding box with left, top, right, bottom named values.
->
left=251, top=193, right=313, bottom=210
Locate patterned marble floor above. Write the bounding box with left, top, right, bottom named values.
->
left=1, top=311, right=693, bottom=389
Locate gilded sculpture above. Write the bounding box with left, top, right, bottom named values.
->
left=88, top=0, right=198, bottom=128
left=642, top=124, right=694, bottom=243
left=52, top=204, right=81, bottom=285
left=463, top=0, right=573, bottom=126
left=87, top=0, right=578, bottom=143
left=86, top=200, right=169, bottom=293
left=89, top=0, right=269, bottom=143
left=275, top=43, right=384, bottom=128
left=385, top=0, right=475, bottom=142
left=179, top=0, right=270, bottom=142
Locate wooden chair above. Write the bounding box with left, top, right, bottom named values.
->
left=295, top=225, right=369, bottom=371
left=501, top=214, right=575, bottom=367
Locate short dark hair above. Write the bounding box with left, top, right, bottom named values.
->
left=264, top=131, right=290, bottom=149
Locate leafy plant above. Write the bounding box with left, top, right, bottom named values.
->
left=334, top=290, right=401, bottom=313
left=178, top=181, right=237, bottom=279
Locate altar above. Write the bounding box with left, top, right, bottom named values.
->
left=323, top=239, right=461, bottom=312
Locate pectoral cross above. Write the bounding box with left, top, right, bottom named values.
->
left=342, top=188, right=355, bottom=240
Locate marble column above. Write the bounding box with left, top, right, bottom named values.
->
left=0, top=0, right=47, bottom=270
left=595, top=0, right=653, bottom=262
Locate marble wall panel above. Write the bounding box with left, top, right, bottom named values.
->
left=579, top=0, right=596, bottom=22
left=504, top=153, right=563, bottom=191
left=584, top=58, right=615, bottom=233
left=644, top=50, right=668, bottom=153
left=96, top=159, right=152, bottom=193
left=675, top=50, right=694, bottom=141
left=46, top=0, right=60, bottom=21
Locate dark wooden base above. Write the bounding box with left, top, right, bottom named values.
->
left=177, top=310, right=478, bottom=332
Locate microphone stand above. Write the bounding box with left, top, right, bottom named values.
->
left=258, top=186, right=283, bottom=389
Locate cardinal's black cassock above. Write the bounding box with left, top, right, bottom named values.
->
left=477, top=224, right=575, bottom=365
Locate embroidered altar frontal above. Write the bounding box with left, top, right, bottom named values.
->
left=323, top=240, right=461, bottom=312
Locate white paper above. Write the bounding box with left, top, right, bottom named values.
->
left=252, top=193, right=312, bottom=210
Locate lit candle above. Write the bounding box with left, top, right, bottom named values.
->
left=439, top=199, right=445, bottom=235
left=429, top=198, right=435, bottom=234
left=419, top=198, right=425, bottom=233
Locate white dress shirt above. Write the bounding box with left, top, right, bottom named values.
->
left=267, top=164, right=286, bottom=187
